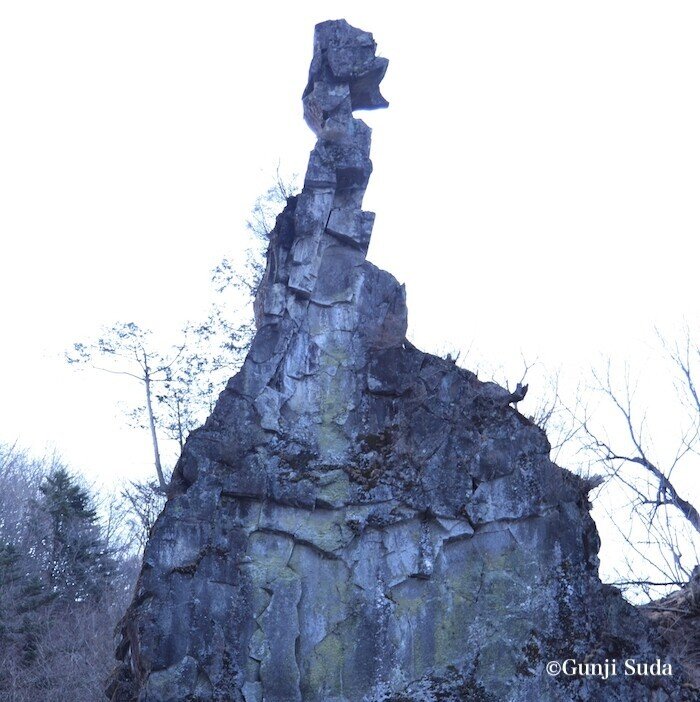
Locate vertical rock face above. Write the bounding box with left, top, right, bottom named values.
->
left=110, top=20, right=692, bottom=702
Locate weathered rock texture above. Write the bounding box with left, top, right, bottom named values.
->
left=110, top=20, right=695, bottom=702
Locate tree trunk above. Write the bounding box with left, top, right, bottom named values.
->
left=144, top=362, right=166, bottom=492
left=630, top=456, right=700, bottom=536
left=176, top=397, right=184, bottom=452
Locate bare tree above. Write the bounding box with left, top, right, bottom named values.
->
left=563, top=328, right=700, bottom=598
left=119, top=479, right=166, bottom=552
left=67, top=323, right=185, bottom=491
left=212, top=167, right=299, bottom=296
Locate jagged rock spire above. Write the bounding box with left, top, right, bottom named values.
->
left=257, top=20, right=389, bottom=309
left=242, top=19, right=406, bottom=466
left=109, top=20, right=693, bottom=702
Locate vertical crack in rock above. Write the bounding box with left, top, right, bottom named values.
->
left=108, top=18, right=697, bottom=702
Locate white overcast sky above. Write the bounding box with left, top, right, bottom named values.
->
left=1, top=0, right=699, bottom=526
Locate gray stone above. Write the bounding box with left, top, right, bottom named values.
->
left=109, top=19, right=696, bottom=702
left=326, top=208, right=374, bottom=252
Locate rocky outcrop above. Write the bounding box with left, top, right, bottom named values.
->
left=642, top=568, right=700, bottom=690
left=109, top=20, right=695, bottom=702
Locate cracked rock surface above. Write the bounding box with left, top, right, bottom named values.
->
left=109, top=19, right=695, bottom=702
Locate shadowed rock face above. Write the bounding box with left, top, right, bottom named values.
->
left=109, top=19, right=694, bottom=702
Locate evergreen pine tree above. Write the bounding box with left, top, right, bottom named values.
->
left=38, top=468, right=115, bottom=605
left=0, top=542, right=21, bottom=642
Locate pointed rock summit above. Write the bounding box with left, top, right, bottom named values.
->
left=110, top=20, right=693, bottom=702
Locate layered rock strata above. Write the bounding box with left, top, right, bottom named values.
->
left=109, top=19, right=695, bottom=702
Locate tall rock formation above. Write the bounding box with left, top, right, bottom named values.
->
left=109, top=20, right=694, bottom=702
